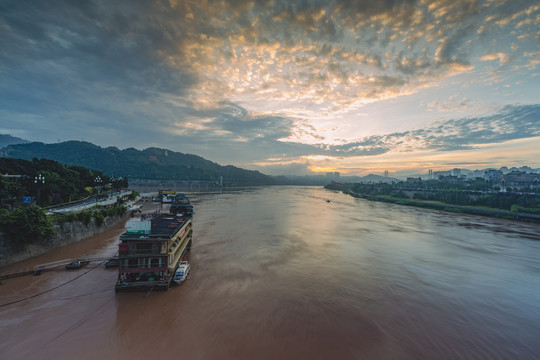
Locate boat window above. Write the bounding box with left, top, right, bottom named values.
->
left=138, top=243, right=153, bottom=252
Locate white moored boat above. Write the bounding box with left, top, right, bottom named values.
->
left=173, top=261, right=190, bottom=284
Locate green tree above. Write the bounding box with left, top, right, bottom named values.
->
left=0, top=205, right=56, bottom=247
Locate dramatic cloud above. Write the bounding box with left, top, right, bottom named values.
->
left=332, top=104, right=540, bottom=154
left=0, top=0, right=539, bottom=176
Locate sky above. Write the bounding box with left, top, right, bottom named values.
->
left=1, top=0, right=539, bottom=177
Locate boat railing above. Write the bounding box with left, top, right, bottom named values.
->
left=122, top=249, right=167, bottom=256
left=119, top=264, right=168, bottom=270
left=115, top=279, right=169, bottom=288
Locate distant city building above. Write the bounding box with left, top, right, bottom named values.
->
left=469, top=169, right=484, bottom=179
left=438, top=175, right=463, bottom=183
left=416, top=167, right=538, bottom=187
left=406, top=177, right=422, bottom=183
left=325, top=172, right=340, bottom=181
left=503, top=171, right=540, bottom=189
left=483, top=169, right=503, bottom=181
left=434, top=170, right=451, bottom=178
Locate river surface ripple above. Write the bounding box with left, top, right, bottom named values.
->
left=1, top=186, right=540, bottom=360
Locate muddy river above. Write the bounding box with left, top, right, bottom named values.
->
left=1, top=186, right=540, bottom=359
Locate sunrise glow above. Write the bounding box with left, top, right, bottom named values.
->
left=1, top=0, right=539, bottom=176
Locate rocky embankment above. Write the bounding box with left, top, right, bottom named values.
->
left=0, top=213, right=129, bottom=268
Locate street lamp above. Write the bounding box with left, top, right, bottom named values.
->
left=35, top=173, right=45, bottom=205
left=94, top=176, right=102, bottom=203
left=110, top=176, right=115, bottom=197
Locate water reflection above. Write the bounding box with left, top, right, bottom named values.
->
left=1, top=186, right=540, bottom=359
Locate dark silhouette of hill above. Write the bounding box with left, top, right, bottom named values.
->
left=1, top=141, right=275, bottom=186
left=0, top=134, right=30, bottom=149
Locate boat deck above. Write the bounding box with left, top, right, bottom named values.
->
left=150, top=214, right=190, bottom=237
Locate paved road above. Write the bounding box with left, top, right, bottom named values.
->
left=45, top=191, right=133, bottom=214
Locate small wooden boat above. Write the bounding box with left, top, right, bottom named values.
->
left=104, top=258, right=119, bottom=268
left=65, top=258, right=90, bottom=270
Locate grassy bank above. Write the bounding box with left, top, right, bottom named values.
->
left=342, top=190, right=540, bottom=223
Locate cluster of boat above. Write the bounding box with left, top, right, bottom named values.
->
left=64, top=256, right=190, bottom=283
left=62, top=193, right=193, bottom=290
left=114, top=193, right=194, bottom=291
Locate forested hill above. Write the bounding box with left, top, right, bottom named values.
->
left=1, top=141, right=276, bottom=185
left=0, top=134, right=30, bottom=149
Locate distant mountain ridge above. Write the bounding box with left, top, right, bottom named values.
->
left=0, top=134, right=30, bottom=149
left=1, top=140, right=275, bottom=185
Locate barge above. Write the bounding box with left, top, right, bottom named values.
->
left=115, top=194, right=193, bottom=292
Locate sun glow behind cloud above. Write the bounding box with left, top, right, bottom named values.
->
left=252, top=136, right=540, bottom=176
left=1, top=0, right=539, bottom=176
left=172, top=1, right=482, bottom=126
left=157, top=0, right=539, bottom=152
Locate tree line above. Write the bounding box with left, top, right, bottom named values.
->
left=327, top=180, right=540, bottom=214
left=0, top=158, right=129, bottom=250
left=0, top=204, right=127, bottom=249
left=0, top=157, right=127, bottom=208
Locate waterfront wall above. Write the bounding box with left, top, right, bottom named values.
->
left=0, top=214, right=129, bottom=268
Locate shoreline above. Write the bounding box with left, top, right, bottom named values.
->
left=339, top=190, right=540, bottom=223
left=0, top=213, right=130, bottom=271
left=0, top=197, right=143, bottom=270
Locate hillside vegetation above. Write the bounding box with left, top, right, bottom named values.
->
left=0, top=134, right=29, bottom=149
left=0, top=157, right=112, bottom=207
left=0, top=158, right=129, bottom=251
left=2, top=141, right=276, bottom=185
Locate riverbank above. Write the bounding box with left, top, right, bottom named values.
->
left=337, top=190, right=540, bottom=223
left=2, top=186, right=540, bottom=360
left=0, top=212, right=130, bottom=268
left=0, top=195, right=144, bottom=269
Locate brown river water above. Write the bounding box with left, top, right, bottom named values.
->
left=1, top=186, right=540, bottom=360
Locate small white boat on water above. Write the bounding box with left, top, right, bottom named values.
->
left=173, top=261, right=190, bottom=284
left=162, top=196, right=172, bottom=203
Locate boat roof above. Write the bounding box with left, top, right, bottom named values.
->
left=121, top=213, right=190, bottom=241
left=150, top=214, right=190, bottom=237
